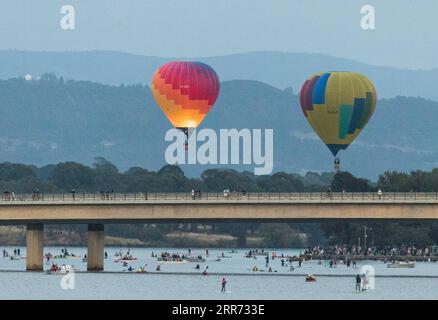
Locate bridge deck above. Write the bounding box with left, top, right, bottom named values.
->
left=0, top=192, right=438, bottom=203
left=0, top=193, right=437, bottom=223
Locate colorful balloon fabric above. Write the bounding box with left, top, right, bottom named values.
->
left=300, top=71, right=377, bottom=156
left=151, top=61, right=220, bottom=133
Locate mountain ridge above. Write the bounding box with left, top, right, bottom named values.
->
left=2, top=50, right=438, bottom=100
left=0, top=75, right=437, bottom=179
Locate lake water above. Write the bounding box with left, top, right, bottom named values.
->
left=1, top=246, right=438, bottom=299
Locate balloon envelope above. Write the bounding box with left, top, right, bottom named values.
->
left=151, top=61, right=220, bottom=131
left=300, top=71, right=377, bottom=156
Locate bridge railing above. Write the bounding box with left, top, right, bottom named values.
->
left=1, top=192, right=438, bottom=202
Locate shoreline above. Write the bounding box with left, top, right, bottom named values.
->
left=295, top=255, right=438, bottom=262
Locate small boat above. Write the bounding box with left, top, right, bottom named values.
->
left=157, top=259, right=187, bottom=264
left=186, top=256, right=205, bottom=263
left=157, top=253, right=186, bottom=263
left=305, top=274, right=317, bottom=282
left=114, top=256, right=137, bottom=263
left=115, top=258, right=137, bottom=263
left=135, top=269, right=147, bottom=273
left=50, top=255, right=82, bottom=260
left=387, top=261, right=415, bottom=268
left=46, top=265, right=79, bottom=274
left=247, top=251, right=268, bottom=257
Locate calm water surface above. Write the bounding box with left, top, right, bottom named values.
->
left=0, top=247, right=437, bottom=299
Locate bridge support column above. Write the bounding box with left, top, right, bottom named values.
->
left=26, top=224, right=44, bottom=271
left=87, top=224, right=104, bottom=271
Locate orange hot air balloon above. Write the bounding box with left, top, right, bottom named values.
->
left=151, top=61, right=220, bottom=142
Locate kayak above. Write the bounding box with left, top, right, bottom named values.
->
left=305, top=275, right=317, bottom=282
left=247, top=251, right=268, bottom=257
left=387, top=261, right=415, bottom=268
left=46, top=265, right=79, bottom=274
left=49, top=255, right=82, bottom=260
left=158, top=260, right=187, bottom=264
left=186, top=257, right=205, bottom=263
left=114, top=258, right=138, bottom=263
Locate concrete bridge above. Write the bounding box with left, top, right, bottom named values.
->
left=2, top=192, right=438, bottom=271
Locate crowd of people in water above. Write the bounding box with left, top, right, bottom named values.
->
left=304, top=244, right=438, bottom=257
left=2, top=248, right=21, bottom=259
left=0, top=245, right=403, bottom=293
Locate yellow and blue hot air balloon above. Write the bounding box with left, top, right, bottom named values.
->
left=299, top=71, right=377, bottom=160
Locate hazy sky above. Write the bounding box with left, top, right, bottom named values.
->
left=2, top=0, right=437, bottom=69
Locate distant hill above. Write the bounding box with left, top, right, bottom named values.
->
left=1, top=50, right=438, bottom=100
left=0, top=75, right=437, bottom=179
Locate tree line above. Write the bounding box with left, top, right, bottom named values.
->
left=0, top=157, right=333, bottom=194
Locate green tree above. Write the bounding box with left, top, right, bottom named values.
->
left=49, top=162, right=95, bottom=191
left=331, top=171, right=373, bottom=192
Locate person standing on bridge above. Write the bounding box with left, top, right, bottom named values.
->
left=378, top=188, right=383, bottom=200
left=71, top=188, right=76, bottom=200
left=327, top=187, right=332, bottom=200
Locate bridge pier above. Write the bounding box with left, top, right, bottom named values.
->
left=87, top=224, right=104, bottom=271
left=26, top=224, right=44, bottom=271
